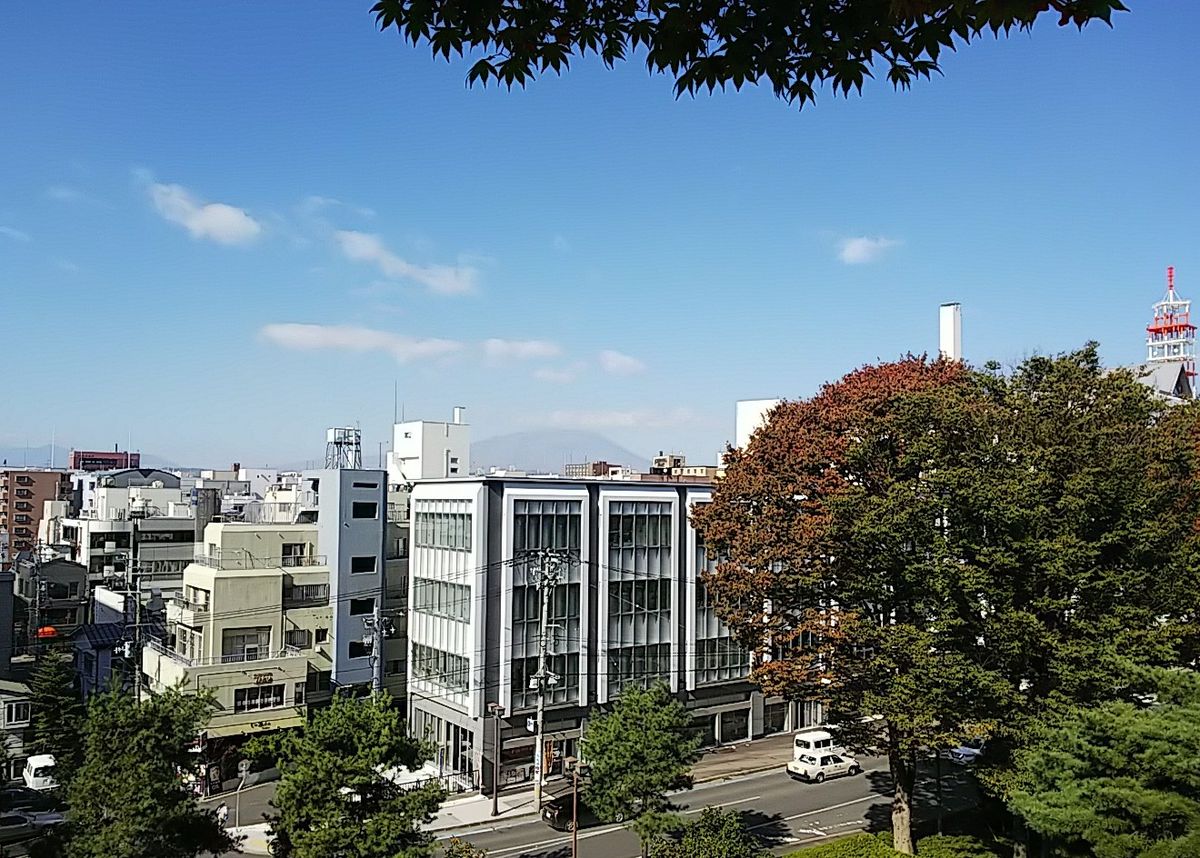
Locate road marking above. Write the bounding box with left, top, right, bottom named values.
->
left=485, top=823, right=627, bottom=857
left=747, top=793, right=882, bottom=831
left=683, top=795, right=761, bottom=814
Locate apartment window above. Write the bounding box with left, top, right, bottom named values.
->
left=4, top=702, right=31, bottom=727
left=352, top=502, right=378, bottom=520
left=350, top=556, right=377, bottom=575
left=293, top=682, right=306, bottom=706
left=285, top=629, right=311, bottom=650
left=233, top=684, right=285, bottom=713
left=352, top=481, right=378, bottom=489
left=348, top=641, right=371, bottom=659
left=281, top=543, right=308, bottom=566
left=306, top=669, right=332, bottom=693
left=222, top=628, right=270, bottom=663
left=385, top=659, right=403, bottom=675
left=315, top=628, right=328, bottom=644
left=68, top=582, right=79, bottom=597
left=350, top=597, right=375, bottom=617
left=283, top=583, right=328, bottom=605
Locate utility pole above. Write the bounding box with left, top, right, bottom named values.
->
left=488, top=702, right=505, bottom=816
left=362, top=600, right=395, bottom=695
left=530, top=548, right=567, bottom=811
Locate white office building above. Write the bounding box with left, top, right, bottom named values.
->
left=406, top=476, right=811, bottom=793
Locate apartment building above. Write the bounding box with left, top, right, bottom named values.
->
left=406, top=476, right=805, bottom=793
left=141, top=469, right=394, bottom=740
left=387, top=408, right=470, bottom=484
left=50, top=470, right=195, bottom=597
left=0, top=469, right=69, bottom=558
left=13, top=557, right=89, bottom=641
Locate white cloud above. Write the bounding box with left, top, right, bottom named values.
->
left=260, top=323, right=463, bottom=363
left=837, top=235, right=901, bottom=265
left=149, top=183, right=262, bottom=245
left=484, top=338, right=562, bottom=361
left=0, top=226, right=31, bottom=242
left=549, top=407, right=697, bottom=429
left=598, top=350, right=646, bottom=375
left=335, top=230, right=478, bottom=296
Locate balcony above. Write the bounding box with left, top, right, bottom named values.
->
left=192, top=550, right=327, bottom=570
left=145, top=637, right=303, bottom=668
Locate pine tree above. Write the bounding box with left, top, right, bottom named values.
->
left=1010, top=669, right=1200, bottom=856
left=62, top=688, right=234, bottom=858
left=251, top=694, right=445, bottom=858
left=29, top=648, right=86, bottom=783
left=581, top=682, right=700, bottom=858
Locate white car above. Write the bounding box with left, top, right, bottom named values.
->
left=947, top=739, right=986, bottom=765
left=786, top=752, right=861, bottom=783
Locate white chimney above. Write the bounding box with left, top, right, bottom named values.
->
left=939, top=303, right=962, bottom=362
left=452, top=406, right=466, bottom=425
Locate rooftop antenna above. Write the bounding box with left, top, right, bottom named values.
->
left=324, top=427, right=362, bottom=469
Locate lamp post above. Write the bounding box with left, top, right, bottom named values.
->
left=488, top=702, right=505, bottom=817
left=565, top=755, right=580, bottom=858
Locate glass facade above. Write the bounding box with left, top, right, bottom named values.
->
left=413, top=578, right=471, bottom=622
left=412, top=709, right=476, bottom=781
left=412, top=643, right=469, bottom=693
left=415, top=510, right=472, bottom=550
left=694, top=515, right=750, bottom=685
left=511, top=500, right=582, bottom=709
left=607, top=500, right=674, bottom=695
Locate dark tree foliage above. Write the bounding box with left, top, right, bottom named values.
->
left=29, top=648, right=86, bottom=784
left=371, top=1, right=1126, bottom=108
left=1010, top=670, right=1200, bottom=857
left=651, top=806, right=766, bottom=858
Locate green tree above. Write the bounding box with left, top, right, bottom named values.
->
left=581, top=682, right=700, bottom=858
left=251, top=694, right=445, bottom=858
left=60, top=688, right=234, bottom=858
left=443, top=838, right=487, bottom=858
left=651, top=807, right=765, bottom=858
left=694, top=357, right=1014, bottom=854
left=28, top=648, right=86, bottom=783
left=370, top=1, right=1125, bottom=108
left=1009, top=670, right=1200, bottom=857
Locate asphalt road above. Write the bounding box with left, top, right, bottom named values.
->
left=214, top=757, right=978, bottom=857
left=438, top=757, right=978, bottom=858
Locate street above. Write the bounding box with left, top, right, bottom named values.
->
left=445, top=758, right=978, bottom=857
left=214, top=756, right=978, bottom=856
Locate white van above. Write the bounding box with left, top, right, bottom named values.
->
left=23, top=755, right=57, bottom=792
left=792, top=729, right=843, bottom=759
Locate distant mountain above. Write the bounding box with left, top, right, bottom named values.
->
left=471, top=430, right=649, bottom=474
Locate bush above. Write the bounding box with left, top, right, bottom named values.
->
left=915, top=835, right=1000, bottom=858
left=786, top=833, right=898, bottom=857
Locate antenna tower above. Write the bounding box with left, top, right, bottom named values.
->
left=325, top=427, right=363, bottom=469
left=1146, top=266, right=1197, bottom=385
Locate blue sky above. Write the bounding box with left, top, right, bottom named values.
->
left=3, top=2, right=1199, bottom=467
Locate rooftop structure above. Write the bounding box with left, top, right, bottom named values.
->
left=1146, top=265, right=1196, bottom=388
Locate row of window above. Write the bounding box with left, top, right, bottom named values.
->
left=412, top=578, right=471, bottom=622
left=411, top=643, right=469, bottom=692
left=695, top=636, right=750, bottom=684
left=608, top=579, right=673, bottom=617
left=231, top=681, right=308, bottom=713
left=608, top=503, right=673, bottom=549
left=607, top=643, right=672, bottom=695
left=414, top=512, right=472, bottom=550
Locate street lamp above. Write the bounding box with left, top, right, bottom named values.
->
left=565, top=755, right=580, bottom=858
left=488, top=702, right=505, bottom=817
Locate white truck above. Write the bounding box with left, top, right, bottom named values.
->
left=22, top=755, right=57, bottom=792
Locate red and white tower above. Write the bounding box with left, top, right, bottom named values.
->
left=1146, top=266, right=1196, bottom=386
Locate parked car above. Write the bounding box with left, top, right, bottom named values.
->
left=0, top=786, right=62, bottom=813
left=786, top=752, right=861, bottom=783
left=0, top=810, right=65, bottom=845
left=541, top=794, right=625, bottom=831
left=946, top=739, right=986, bottom=765
left=22, top=755, right=57, bottom=792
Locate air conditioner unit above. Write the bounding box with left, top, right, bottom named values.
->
left=103, top=565, right=115, bottom=576
left=103, top=541, right=117, bottom=552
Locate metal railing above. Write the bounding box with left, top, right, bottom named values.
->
left=145, top=637, right=306, bottom=668
left=192, top=551, right=327, bottom=570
